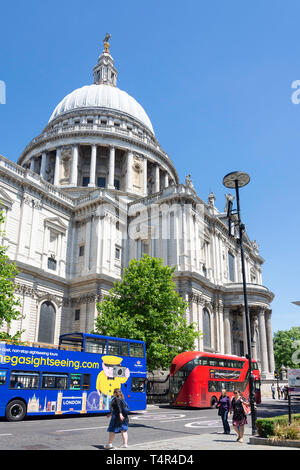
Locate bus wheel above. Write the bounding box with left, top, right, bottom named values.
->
left=5, top=400, right=27, bottom=422
left=210, top=396, right=218, bottom=408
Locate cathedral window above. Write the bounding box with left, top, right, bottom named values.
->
left=115, top=246, right=121, bottom=260
left=97, top=177, right=106, bottom=188
left=75, top=309, right=80, bottom=321
left=38, top=301, right=56, bottom=344
left=47, top=257, right=57, bottom=271
left=82, top=176, right=90, bottom=187
left=203, top=308, right=211, bottom=349
left=228, top=252, right=235, bottom=282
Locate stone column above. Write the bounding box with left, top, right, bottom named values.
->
left=164, top=172, right=169, bottom=188
left=258, top=308, right=269, bottom=378
left=250, top=311, right=258, bottom=360
left=143, top=157, right=148, bottom=196
left=40, top=152, right=47, bottom=179
left=224, top=307, right=232, bottom=354
left=53, top=148, right=62, bottom=186
left=88, top=144, right=97, bottom=187
left=125, top=151, right=133, bottom=192
left=240, top=306, right=248, bottom=356
left=266, top=309, right=275, bottom=374
left=218, top=302, right=225, bottom=353
left=70, top=145, right=79, bottom=186
left=154, top=164, right=160, bottom=193
left=30, top=157, right=35, bottom=172
left=107, top=146, right=115, bottom=189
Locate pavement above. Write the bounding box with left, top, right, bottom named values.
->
left=117, top=402, right=300, bottom=451
left=123, top=431, right=298, bottom=451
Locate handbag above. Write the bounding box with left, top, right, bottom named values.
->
left=241, top=401, right=251, bottom=415
left=120, top=399, right=130, bottom=417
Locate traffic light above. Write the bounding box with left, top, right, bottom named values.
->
left=274, top=370, right=278, bottom=378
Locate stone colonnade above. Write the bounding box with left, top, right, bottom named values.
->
left=27, top=144, right=172, bottom=195
left=189, top=293, right=274, bottom=379
left=223, top=305, right=275, bottom=378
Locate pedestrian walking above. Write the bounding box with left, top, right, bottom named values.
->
left=229, top=390, right=249, bottom=443
left=105, top=389, right=129, bottom=449
left=271, top=383, right=276, bottom=399
left=216, top=389, right=231, bottom=434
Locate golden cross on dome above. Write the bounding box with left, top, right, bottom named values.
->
left=103, top=33, right=111, bottom=53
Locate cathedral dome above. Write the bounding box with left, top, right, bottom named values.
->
left=49, top=84, right=154, bottom=134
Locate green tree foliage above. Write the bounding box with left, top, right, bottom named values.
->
left=0, top=209, right=23, bottom=341
left=273, top=327, right=300, bottom=370
left=94, top=255, right=201, bottom=371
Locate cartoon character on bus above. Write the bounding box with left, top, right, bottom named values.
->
left=96, top=355, right=130, bottom=409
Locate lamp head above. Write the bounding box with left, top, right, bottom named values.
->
left=223, top=171, right=250, bottom=189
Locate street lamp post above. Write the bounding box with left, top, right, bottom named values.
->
left=223, top=171, right=257, bottom=435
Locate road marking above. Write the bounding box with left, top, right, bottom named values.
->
left=185, top=420, right=221, bottom=428
left=0, top=434, right=12, bottom=437
left=55, top=426, right=107, bottom=433
left=160, top=416, right=208, bottom=423
left=132, top=413, right=186, bottom=421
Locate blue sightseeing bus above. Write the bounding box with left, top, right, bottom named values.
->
left=0, top=332, right=147, bottom=421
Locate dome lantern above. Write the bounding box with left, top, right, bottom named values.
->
left=93, top=34, right=118, bottom=87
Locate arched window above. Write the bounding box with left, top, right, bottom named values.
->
left=203, top=308, right=211, bottom=348
left=38, top=301, right=56, bottom=344
left=228, top=251, right=235, bottom=282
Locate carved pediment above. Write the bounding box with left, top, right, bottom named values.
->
left=0, top=187, right=13, bottom=209
left=44, top=217, right=67, bottom=234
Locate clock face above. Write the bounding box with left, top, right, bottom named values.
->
left=223, top=171, right=250, bottom=188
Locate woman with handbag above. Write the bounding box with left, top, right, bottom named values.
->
left=216, top=389, right=231, bottom=434
left=229, top=389, right=249, bottom=443
left=105, top=389, right=129, bottom=449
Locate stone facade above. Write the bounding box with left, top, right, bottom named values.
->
left=0, top=42, right=275, bottom=380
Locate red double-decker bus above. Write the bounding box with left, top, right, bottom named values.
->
left=169, top=351, right=261, bottom=408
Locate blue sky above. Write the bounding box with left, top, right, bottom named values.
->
left=0, top=0, right=299, bottom=333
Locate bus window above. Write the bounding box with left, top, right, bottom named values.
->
left=82, top=374, right=91, bottom=390
left=0, top=370, right=7, bottom=385
left=85, top=337, right=107, bottom=354
left=129, top=343, right=144, bottom=358
left=9, top=371, right=39, bottom=389
left=131, top=378, right=146, bottom=393
left=41, top=373, right=68, bottom=390
left=108, top=340, right=128, bottom=356
left=59, top=334, right=83, bottom=351
left=70, top=373, right=82, bottom=390
left=69, top=373, right=92, bottom=390
left=120, top=342, right=129, bottom=356
left=209, top=359, right=218, bottom=366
